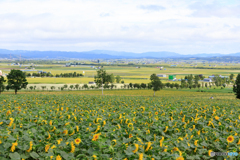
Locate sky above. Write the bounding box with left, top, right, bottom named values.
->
left=0, top=0, right=240, bottom=55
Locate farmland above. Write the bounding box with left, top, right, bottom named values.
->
left=0, top=90, right=239, bottom=159
left=1, top=61, right=240, bottom=84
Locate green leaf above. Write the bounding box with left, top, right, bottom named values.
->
left=9, top=152, right=21, bottom=160
left=60, top=151, right=69, bottom=159
left=30, top=152, right=39, bottom=159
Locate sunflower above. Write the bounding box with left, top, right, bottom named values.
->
left=129, top=134, right=133, bottom=138
left=128, top=123, right=133, bottom=128
left=56, top=155, right=62, bottom=160
left=75, top=138, right=81, bottom=145
left=111, top=139, right=117, bottom=146
left=132, top=144, right=139, bottom=153
left=176, top=157, right=184, bottom=160
left=194, top=140, right=198, bottom=146
left=227, top=136, right=234, bottom=143
left=92, top=134, right=100, bottom=141
left=139, top=153, right=143, bottom=160
left=155, top=112, right=158, bottom=115
left=215, top=116, right=219, bottom=120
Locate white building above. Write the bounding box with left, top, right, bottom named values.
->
left=203, top=78, right=212, bottom=82
left=157, top=74, right=167, bottom=77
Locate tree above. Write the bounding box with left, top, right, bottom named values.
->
left=205, top=83, right=208, bottom=88
left=29, top=86, right=33, bottom=90
left=94, top=69, right=111, bottom=87
left=115, top=75, right=121, bottom=83
left=187, top=74, right=193, bottom=88
left=109, top=74, right=115, bottom=83
left=0, top=76, right=6, bottom=94
left=175, top=83, right=179, bottom=89
left=214, top=75, right=222, bottom=87
left=6, top=69, right=28, bottom=94
left=233, top=73, right=240, bottom=99
left=83, top=84, right=88, bottom=90
left=50, top=86, right=55, bottom=91
left=94, top=69, right=111, bottom=95
left=121, top=80, right=124, bottom=84
left=41, top=86, right=46, bottom=91
left=150, top=74, right=162, bottom=96
left=165, top=82, right=170, bottom=88
left=110, top=84, right=115, bottom=90
left=170, top=83, right=174, bottom=89
left=141, top=83, right=146, bottom=89
left=147, top=83, right=152, bottom=89
left=70, top=85, right=74, bottom=90
left=75, top=84, right=80, bottom=90
left=134, top=83, right=140, bottom=89
left=181, top=79, right=186, bottom=88
left=230, top=74, right=234, bottom=80
left=197, top=84, right=201, bottom=89
left=194, top=75, right=199, bottom=86
left=63, top=84, right=68, bottom=90
left=129, top=83, right=133, bottom=89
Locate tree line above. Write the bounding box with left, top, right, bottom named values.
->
left=25, top=72, right=84, bottom=77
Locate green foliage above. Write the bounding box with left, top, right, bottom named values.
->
left=150, top=74, right=162, bottom=96
left=194, top=75, right=200, bottom=85
left=0, top=93, right=239, bottom=159
left=129, top=83, right=133, bottom=89
left=109, top=74, right=115, bottom=83
left=233, top=73, right=240, bottom=99
left=230, top=73, right=234, bottom=80
left=0, top=76, right=6, bottom=94
left=187, top=74, right=193, bottom=87
left=115, top=75, right=121, bottom=83
left=94, top=69, right=111, bottom=87
left=50, top=86, right=55, bottom=91
left=6, top=69, right=28, bottom=94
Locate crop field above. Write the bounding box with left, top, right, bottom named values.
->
left=1, top=62, right=240, bottom=84
left=0, top=90, right=239, bottom=160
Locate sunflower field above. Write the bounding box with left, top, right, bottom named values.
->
left=0, top=93, right=240, bottom=160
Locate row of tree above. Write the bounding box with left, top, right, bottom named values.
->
left=25, top=72, right=84, bottom=77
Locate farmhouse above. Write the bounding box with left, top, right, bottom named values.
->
left=203, top=78, right=212, bottom=82
left=157, top=74, right=167, bottom=77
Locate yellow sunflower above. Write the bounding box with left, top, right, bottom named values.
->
left=75, top=138, right=81, bottom=145
left=227, top=136, right=234, bottom=143
left=176, top=157, right=184, bottom=160
left=92, top=134, right=100, bottom=141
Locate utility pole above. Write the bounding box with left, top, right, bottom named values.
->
left=102, top=74, right=103, bottom=96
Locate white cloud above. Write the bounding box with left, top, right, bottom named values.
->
left=0, top=0, right=240, bottom=54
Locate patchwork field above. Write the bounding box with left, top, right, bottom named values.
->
left=1, top=62, right=240, bottom=84
left=0, top=90, right=239, bottom=159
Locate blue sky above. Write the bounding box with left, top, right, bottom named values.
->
left=0, top=0, right=240, bottom=55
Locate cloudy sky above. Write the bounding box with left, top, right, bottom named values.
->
left=0, top=0, right=240, bottom=54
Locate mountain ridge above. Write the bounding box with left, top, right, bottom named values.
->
left=0, top=49, right=240, bottom=59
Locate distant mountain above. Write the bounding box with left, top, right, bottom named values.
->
left=0, top=49, right=240, bottom=59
